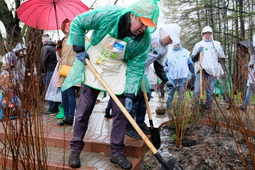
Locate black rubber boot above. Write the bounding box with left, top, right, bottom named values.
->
left=110, top=155, right=132, bottom=169
left=125, top=126, right=141, bottom=139
left=57, top=117, right=74, bottom=126
left=104, top=108, right=112, bottom=119
left=68, top=151, right=81, bottom=168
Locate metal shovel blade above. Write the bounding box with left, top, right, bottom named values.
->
left=149, top=122, right=161, bottom=149
left=144, top=92, right=161, bottom=149
left=159, top=157, right=183, bottom=170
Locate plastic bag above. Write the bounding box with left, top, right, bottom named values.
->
left=45, top=61, right=62, bottom=102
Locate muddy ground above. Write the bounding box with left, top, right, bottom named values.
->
left=140, top=123, right=253, bottom=170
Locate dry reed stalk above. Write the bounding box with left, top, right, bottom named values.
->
left=167, top=90, right=197, bottom=148
left=206, top=53, right=255, bottom=169
left=0, top=29, right=48, bottom=170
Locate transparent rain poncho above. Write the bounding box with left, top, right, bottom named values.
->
left=62, top=0, right=160, bottom=95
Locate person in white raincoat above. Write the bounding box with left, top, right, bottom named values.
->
left=0, top=43, right=25, bottom=119
left=125, top=24, right=182, bottom=139
left=239, top=64, right=255, bottom=111
left=64, top=0, right=160, bottom=169
left=2, top=43, right=27, bottom=91
left=191, top=26, right=226, bottom=112
left=239, top=36, right=255, bottom=111
left=165, top=37, right=194, bottom=110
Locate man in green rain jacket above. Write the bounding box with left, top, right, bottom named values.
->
left=63, top=0, right=160, bottom=169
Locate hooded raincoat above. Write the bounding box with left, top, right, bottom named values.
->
left=62, top=0, right=159, bottom=97
left=2, top=43, right=27, bottom=91
left=192, top=28, right=225, bottom=78
left=144, top=24, right=181, bottom=88
left=165, top=44, right=193, bottom=82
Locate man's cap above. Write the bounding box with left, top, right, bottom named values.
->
left=202, top=26, right=213, bottom=35
left=140, top=16, right=157, bottom=28
left=161, top=24, right=181, bottom=44
left=123, top=0, right=160, bottom=33
left=172, top=36, right=180, bottom=45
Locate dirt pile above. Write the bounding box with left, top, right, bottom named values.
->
left=141, top=124, right=251, bottom=170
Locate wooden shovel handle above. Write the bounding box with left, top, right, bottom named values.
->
left=85, top=58, right=158, bottom=154
left=143, top=92, right=153, bottom=121
left=199, top=52, right=203, bottom=99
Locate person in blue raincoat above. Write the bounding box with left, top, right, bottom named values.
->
left=63, top=0, right=160, bottom=169
left=0, top=88, right=21, bottom=120
left=165, top=37, right=194, bottom=110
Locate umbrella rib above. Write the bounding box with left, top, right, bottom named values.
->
left=28, top=1, right=56, bottom=30
left=60, top=8, right=75, bottom=20
left=18, top=0, right=89, bottom=30
left=20, top=2, right=53, bottom=29
left=50, top=1, right=83, bottom=30
left=57, top=1, right=88, bottom=20
left=53, top=0, right=60, bottom=36
left=19, top=4, right=40, bottom=26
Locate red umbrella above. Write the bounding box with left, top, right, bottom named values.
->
left=17, top=0, right=89, bottom=35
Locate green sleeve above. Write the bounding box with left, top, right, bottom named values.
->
left=124, top=33, right=151, bottom=96
left=67, top=7, right=123, bottom=46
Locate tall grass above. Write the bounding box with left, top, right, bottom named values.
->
left=166, top=92, right=197, bottom=148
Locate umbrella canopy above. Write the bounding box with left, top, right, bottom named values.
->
left=17, top=0, right=89, bottom=31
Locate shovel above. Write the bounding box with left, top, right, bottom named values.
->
left=85, top=58, right=182, bottom=170
left=199, top=51, right=203, bottom=104
left=143, top=92, right=161, bottom=149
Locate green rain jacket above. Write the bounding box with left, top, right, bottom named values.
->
left=62, top=0, right=159, bottom=97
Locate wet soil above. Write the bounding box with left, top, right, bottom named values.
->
left=141, top=123, right=253, bottom=170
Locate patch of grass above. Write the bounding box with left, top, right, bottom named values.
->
left=171, top=134, right=177, bottom=141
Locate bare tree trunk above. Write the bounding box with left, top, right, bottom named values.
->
left=0, top=0, right=21, bottom=46
left=195, top=0, right=202, bottom=30
left=239, top=0, right=245, bottom=40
